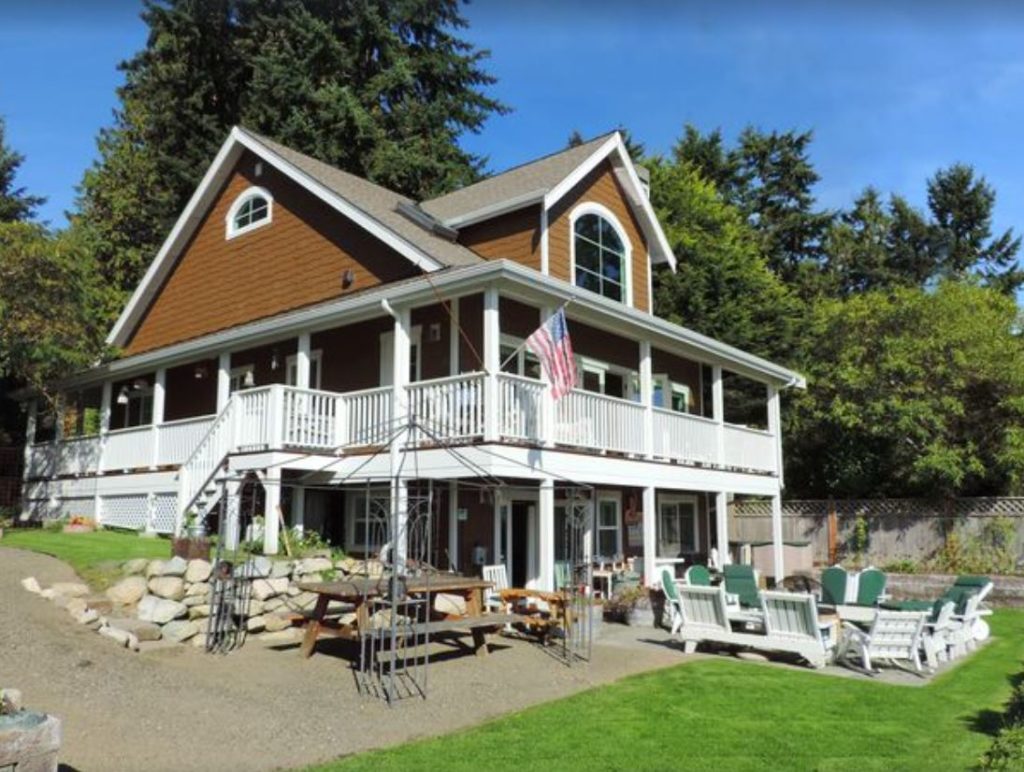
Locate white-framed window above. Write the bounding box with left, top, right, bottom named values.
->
left=570, top=203, right=632, bottom=305
left=123, top=386, right=153, bottom=427
left=657, top=493, right=699, bottom=560
left=499, top=334, right=542, bottom=379
left=594, top=491, right=622, bottom=558
left=229, top=364, right=254, bottom=394
left=653, top=374, right=692, bottom=414
left=286, top=350, right=322, bottom=389
left=346, top=488, right=391, bottom=552
left=226, top=186, right=273, bottom=239
left=576, top=355, right=636, bottom=400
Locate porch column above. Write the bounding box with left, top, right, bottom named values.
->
left=771, top=491, right=785, bottom=584
left=539, top=305, right=555, bottom=446
left=222, top=478, right=241, bottom=552
left=642, top=485, right=656, bottom=587
left=767, top=383, right=783, bottom=487
left=263, top=467, right=281, bottom=555
left=296, top=332, right=311, bottom=390
left=151, top=368, right=166, bottom=469
left=217, top=352, right=231, bottom=412
left=22, top=400, right=37, bottom=519
left=449, top=297, right=460, bottom=376
left=715, top=490, right=731, bottom=567
left=447, top=481, right=459, bottom=570
left=711, top=365, right=725, bottom=467
left=483, top=285, right=500, bottom=442
left=639, top=340, right=653, bottom=458
left=391, top=304, right=412, bottom=569
left=538, top=478, right=555, bottom=591
left=291, top=485, right=305, bottom=534
left=94, top=383, right=113, bottom=524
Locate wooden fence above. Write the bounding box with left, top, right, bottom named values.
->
left=730, top=497, right=1024, bottom=566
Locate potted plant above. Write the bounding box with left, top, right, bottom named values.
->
left=172, top=509, right=211, bottom=560
left=61, top=516, right=95, bottom=534
left=604, top=585, right=655, bottom=627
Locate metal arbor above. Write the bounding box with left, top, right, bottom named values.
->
left=556, top=486, right=595, bottom=665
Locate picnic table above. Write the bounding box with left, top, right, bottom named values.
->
left=498, top=588, right=573, bottom=642
left=298, top=574, right=519, bottom=659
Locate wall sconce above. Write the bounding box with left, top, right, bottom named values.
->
left=194, top=364, right=208, bottom=380
left=270, top=347, right=279, bottom=371
left=132, top=378, right=148, bottom=391
left=116, top=386, right=130, bottom=405
left=341, top=269, right=355, bottom=289
left=242, top=370, right=256, bottom=388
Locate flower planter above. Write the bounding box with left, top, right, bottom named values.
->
left=172, top=537, right=211, bottom=560
left=61, top=524, right=94, bottom=534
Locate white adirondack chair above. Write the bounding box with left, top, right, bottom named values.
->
left=675, top=586, right=834, bottom=669
left=482, top=564, right=510, bottom=613
left=838, top=609, right=928, bottom=673
left=921, top=600, right=958, bottom=668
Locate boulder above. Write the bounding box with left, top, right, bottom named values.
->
left=246, top=615, right=266, bottom=633
left=251, top=577, right=289, bottom=601
left=162, top=620, right=199, bottom=643
left=270, top=561, right=293, bottom=579
left=185, top=581, right=210, bottom=598
left=161, top=556, right=188, bottom=577
left=106, top=576, right=148, bottom=606
left=147, top=576, right=186, bottom=601
left=296, top=557, right=333, bottom=575
left=74, top=608, right=100, bottom=626
left=259, top=630, right=300, bottom=644
left=99, top=625, right=131, bottom=648
left=145, top=560, right=165, bottom=578
left=50, top=582, right=90, bottom=598
left=107, top=617, right=162, bottom=642
left=263, top=613, right=292, bottom=633
left=65, top=598, right=88, bottom=617
left=20, top=576, right=41, bottom=594
left=137, top=596, right=187, bottom=625
left=184, top=559, right=212, bottom=583
left=39, top=588, right=55, bottom=600
left=244, top=599, right=265, bottom=617
left=293, top=592, right=319, bottom=611
left=182, top=595, right=209, bottom=608
left=238, top=556, right=271, bottom=579
left=336, top=556, right=359, bottom=574
left=123, top=558, right=149, bottom=575
left=192, top=633, right=208, bottom=649
left=296, top=572, right=322, bottom=584
left=262, top=596, right=285, bottom=612
left=188, top=605, right=211, bottom=620
left=0, top=688, right=23, bottom=713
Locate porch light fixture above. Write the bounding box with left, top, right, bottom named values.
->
left=270, top=348, right=279, bottom=371
left=116, top=386, right=130, bottom=405
left=194, top=364, right=208, bottom=380
left=342, top=269, right=355, bottom=289
left=132, top=378, right=148, bottom=391
left=242, top=370, right=256, bottom=388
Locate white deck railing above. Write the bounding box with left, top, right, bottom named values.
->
left=723, top=423, right=777, bottom=474
left=158, top=415, right=216, bottom=465
left=556, top=389, right=646, bottom=455
left=282, top=386, right=340, bottom=450
left=407, top=372, right=486, bottom=443
left=497, top=373, right=545, bottom=441
left=340, top=385, right=392, bottom=446
left=652, top=408, right=719, bottom=466
left=103, top=426, right=155, bottom=472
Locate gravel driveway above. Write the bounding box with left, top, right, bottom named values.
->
left=1, top=546, right=681, bottom=771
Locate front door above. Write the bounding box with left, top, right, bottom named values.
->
left=511, top=501, right=531, bottom=587
left=496, top=495, right=539, bottom=589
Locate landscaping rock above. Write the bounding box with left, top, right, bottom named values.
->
left=39, top=588, right=55, bottom=600
left=246, top=615, right=266, bottom=633
left=161, top=620, right=199, bottom=643
left=182, top=595, right=208, bottom=608
left=263, top=614, right=292, bottom=633
left=270, top=561, right=293, bottom=579
left=161, top=556, right=188, bottom=577
left=296, top=557, right=333, bottom=575
left=239, top=556, right=272, bottom=579
left=20, top=576, right=41, bottom=594
left=259, top=630, right=299, bottom=644
left=106, top=575, right=148, bottom=606
left=145, top=560, right=166, bottom=578
left=251, top=577, right=288, bottom=601
left=50, top=582, right=90, bottom=598
left=286, top=585, right=301, bottom=597
left=74, top=608, right=100, bottom=626
left=107, top=617, right=162, bottom=642
left=336, top=556, right=358, bottom=574
left=99, top=625, right=132, bottom=648
left=262, top=596, right=285, bottom=612
left=137, top=596, right=187, bottom=624
left=185, top=581, right=210, bottom=598
left=49, top=594, right=72, bottom=609
left=244, top=599, right=265, bottom=616
left=123, top=558, right=149, bottom=575
left=188, top=605, right=211, bottom=620
left=65, top=598, right=88, bottom=617
left=126, top=633, right=141, bottom=652
left=184, top=559, right=212, bottom=583
left=0, top=688, right=23, bottom=713
left=192, top=633, right=208, bottom=648
left=293, top=592, right=319, bottom=611
left=148, top=576, right=186, bottom=601
left=296, top=572, right=323, bottom=584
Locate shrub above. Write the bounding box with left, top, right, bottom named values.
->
left=980, top=725, right=1024, bottom=770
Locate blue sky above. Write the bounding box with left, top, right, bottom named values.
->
left=4, top=0, right=1024, bottom=253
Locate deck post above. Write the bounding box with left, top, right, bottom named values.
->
left=262, top=466, right=281, bottom=555
left=93, top=381, right=113, bottom=524
left=538, top=477, right=555, bottom=591
left=268, top=384, right=285, bottom=449
left=483, top=285, right=500, bottom=442
left=715, top=490, right=730, bottom=566
left=712, top=365, right=724, bottom=467
left=639, top=340, right=653, bottom=458
left=642, top=485, right=656, bottom=586
left=296, top=332, right=311, bottom=390
left=151, top=368, right=166, bottom=469
left=449, top=297, right=461, bottom=376
left=391, top=304, right=411, bottom=569
left=447, top=480, right=459, bottom=570
left=539, top=306, right=556, bottom=447
left=770, top=491, right=785, bottom=584
left=767, top=383, right=783, bottom=487
left=216, top=352, right=231, bottom=412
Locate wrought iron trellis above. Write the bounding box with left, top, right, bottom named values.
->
left=555, top=485, right=595, bottom=666
left=206, top=475, right=259, bottom=654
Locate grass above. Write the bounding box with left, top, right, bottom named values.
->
left=312, top=611, right=1024, bottom=772
left=1, top=527, right=172, bottom=589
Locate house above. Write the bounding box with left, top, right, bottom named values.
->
left=20, top=128, right=805, bottom=591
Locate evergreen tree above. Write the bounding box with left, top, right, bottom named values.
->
left=0, top=118, right=45, bottom=223
left=75, top=0, right=506, bottom=300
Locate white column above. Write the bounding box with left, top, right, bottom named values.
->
left=93, top=382, right=113, bottom=523
left=767, top=383, right=783, bottom=488
left=712, top=365, right=725, bottom=467
left=390, top=305, right=411, bottom=570
left=268, top=384, right=285, bottom=448
left=263, top=467, right=281, bottom=555
left=217, top=352, right=231, bottom=411
left=492, top=491, right=503, bottom=567
left=296, top=332, right=311, bottom=390
left=222, top=479, right=241, bottom=552
left=715, top=490, right=731, bottom=567
left=639, top=340, right=653, bottom=458
left=538, top=478, right=555, bottom=591
left=447, top=481, right=459, bottom=570
left=539, top=305, right=555, bottom=446
left=642, top=485, right=656, bottom=587
left=771, top=491, right=785, bottom=584
left=291, top=485, right=305, bottom=534
left=449, top=297, right=460, bottom=376
left=22, top=400, right=37, bottom=519
left=151, top=368, right=166, bottom=469
left=483, top=286, right=500, bottom=442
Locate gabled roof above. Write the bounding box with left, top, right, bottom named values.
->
left=421, top=131, right=677, bottom=269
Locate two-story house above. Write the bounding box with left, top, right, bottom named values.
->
left=21, top=128, right=804, bottom=592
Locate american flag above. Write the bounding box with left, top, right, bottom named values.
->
left=526, top=307, right=577, bottom=399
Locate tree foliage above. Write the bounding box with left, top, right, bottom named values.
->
left=74, top=0, right=506, bottom=299
left=0, top=118, right=45, bottom=223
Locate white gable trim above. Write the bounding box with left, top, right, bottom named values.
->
left=106, top=126, right=444, bottom=349
left=543, top=133, right=677, bottom=272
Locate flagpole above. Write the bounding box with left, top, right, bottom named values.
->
left=496, top=296, right=575, bottom=374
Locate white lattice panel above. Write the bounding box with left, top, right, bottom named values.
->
left=151, top=493, right=178, bottom=534
left=59, top=496, right=96, bottom=520
left=100, top=495, right=149, bottom=530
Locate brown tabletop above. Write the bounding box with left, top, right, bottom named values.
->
left=298, top=575, right=492, bottom=600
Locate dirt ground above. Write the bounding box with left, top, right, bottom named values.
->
left=0, top=546, right=684, bottom=771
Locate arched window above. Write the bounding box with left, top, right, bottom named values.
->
left=226, top=186, right=273, bottom=239
left=572, top=208, right=628, bottom=303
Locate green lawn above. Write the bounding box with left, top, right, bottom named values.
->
left=1, top=528, right=172, bottom=589
left=314, top=611, right=1024, bottom=772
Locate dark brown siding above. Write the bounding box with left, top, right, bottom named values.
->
left=230, top=340, right=296, bottom=387
left=499, top=297, right=539, bottom=340
left=570, top=320, right=638, bottom=371
left=124, top=151, right=419, bottom=355
left=652, top=349, right=702, bottom=414
left=548, top=160, right=650, bottom=313
left=458, top=205, right=541, bottom=269
left=411, top=303, right=452, bottom=381
left=313, top=318, right=392, bottom=393
left=164, top=359, right=217, bottom=421
left=457, top=293, right=484, bottom=373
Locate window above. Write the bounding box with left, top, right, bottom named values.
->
left=573, top=208, right=629, bottom=303
left=499, top=335, right=542, bottom=379
left=657, top=494, right=698, bottom=560
left=123, top=385, right=153, bottom=427
left=653, top=375, right=692, bottom=414
left=576, top=356, right=637, bottom=400
left=595, top=492, right=622, bottom=558
left=347, top=489, right=391, bottom=553
left=229, top=365, right=254, bottom=394
left=286, top=350, right=322, bottom=390
left=226, top=187, right=273, bottom=239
